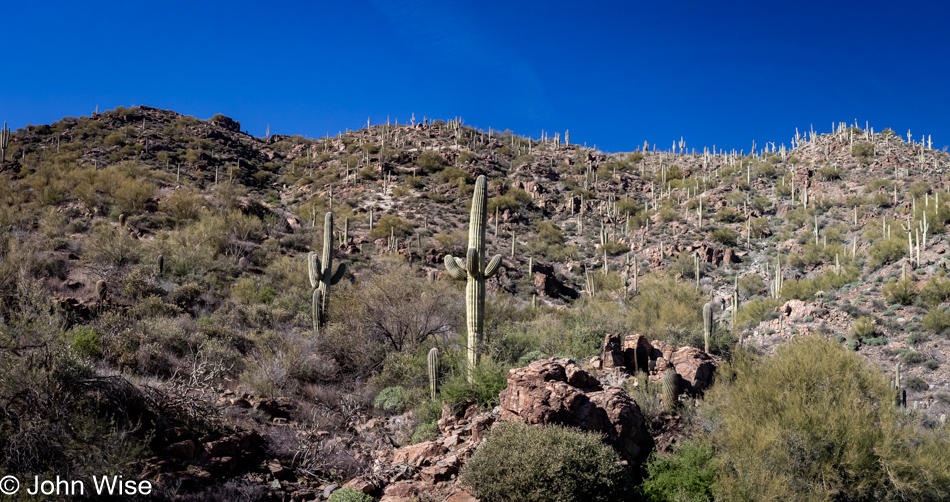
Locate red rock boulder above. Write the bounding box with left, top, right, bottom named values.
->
left=498, top=357, right=654, bottom=464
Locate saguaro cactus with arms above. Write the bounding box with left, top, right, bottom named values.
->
left=444, top=176, right=503, bottom=382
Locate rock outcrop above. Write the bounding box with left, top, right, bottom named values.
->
left=497, top=357, right=654, bottom=464
left=599, top=333, right=718, bottom=393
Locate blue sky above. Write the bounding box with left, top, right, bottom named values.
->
left=2, top=0, right=948, bottom=152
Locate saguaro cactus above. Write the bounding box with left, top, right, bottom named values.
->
left=703, top=302, right=713, bottom=353
left=428, top=347, right=440, bottom=399
left=308, top=212, right=346, bottom=336
left=0, top=122, right=9, bottom=163
left=662, top=369, right=679, bottom=411
left=444, top=176, right=503, bottom=382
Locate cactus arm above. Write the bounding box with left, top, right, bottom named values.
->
left=307, top=252, right=320, bottom=288
left=444, top=255, right=467, bottom=280
left=484, top=254, right=503, bottom=278
left=330, top=262, right=346, bottom=285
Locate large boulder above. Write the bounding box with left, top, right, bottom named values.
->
left=669, top=347, right=716, bottom=393
left=498, top=358, right=654, bottom=464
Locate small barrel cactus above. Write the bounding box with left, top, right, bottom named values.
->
left=95, top=280, right=108, bottom=302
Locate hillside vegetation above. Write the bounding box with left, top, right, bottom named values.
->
left=1, top=108, right=949, bottom=499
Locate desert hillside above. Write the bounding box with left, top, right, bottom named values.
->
left=1, top=106, right=949, bottom=500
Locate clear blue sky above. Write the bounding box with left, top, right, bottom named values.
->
left=3, top=0, right=948, bottom=153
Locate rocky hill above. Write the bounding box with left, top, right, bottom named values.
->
left=1, top=106, right=949, bottom=500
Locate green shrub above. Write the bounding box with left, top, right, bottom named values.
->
left=709, top=228, right=737, bottom=247
left=369, top=214, right=413, bottom=239
left=904, top=375, right=929, bottom=392
left=640, top=440, right=716, bottom=502
left=373, top=386, right=409, bottom=412
left=460, top=422, right=632, bottom=502
left=71, top=326, right=101, bottom=358
left=434, top=166, right=472, bottom=184
left=601, top=240, right=629, bottom=256
left=735, top=297, right=783, bottom=329
left=864, top=336, right=887, bottom=346
left=438, top=356, right=508, bottom=409
left=713, top=207, right=745, bottom=224
left=815, top=167, right=841, bottom=181
left=883, top=277, right=917, bottom=305
left=868, top=237, right=905, bottom=269
left=919, top=275, right=950, bottom=307
left=488, top=188, right=531, bottom=214
left=852, top=316, right=876, bottom=340
left=416, top=151, right=447, bottom=173
left=900, top=350, right=927, bottom=366
left=411, top=420, right=438, bottom=443
left=921, top=307, right=950, bottom=335
left=625, top=272, right=705, bottom=348
left=511, top=154, right=534, bottom=168
left=707, top=337, right=950, bottom=501
left=852, top=143, right=875, bottom=164
left=328, top=487, right=373, bottom=502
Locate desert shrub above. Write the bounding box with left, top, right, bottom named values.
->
left=487, top=187, right=531, bottom=214
left=434, top=166, right=472, bottom=184
left=919, top=274, right=950, bottom=307
left=535, top=220, right=564, bottom=245
left=713, top=207, right=744, bottom=223
left=779, top=268, right=858, bottom=301
left=922, top=306, right=950, bottom=335
left=735, top=297, right=782, bottom=329
left=391, top=185, right=410, bottom=197
left=707, top=337, right=950, bottom=501
left=84, top=223, right=141, bottom=266
left=640, top=440, right=716, bottom=502
left=883, top=277, right=917, bottom=305
left=601, top=240, right=629, bottom=256
left=511, top=154, right=534, bottom=168
left=658, top=208, right=679, bottom=223
left=328, top=487, right=373, bottom=502
left=416, top=151, right=447, bottom=173
left=737, top=275, right=765, bottom=298
left=851, top=316, right=877, bottom=341
left=625, top=272, right=705, bottom=348
left=904, top=375, right=929, bottom=392
left=373, top=386, right=409, bottom=412
left=70, top=325, right=101, bottom=358
left=709, top=228, right=737, bottom=247
left=815, top=167, right=841, bottom=181
left=368, top=214, right=413, bottom=239
left=438, top=356, right=508, bottom=409
left=852, top=143, right=875, bottom=164
left=460, top=421, right=632, bottom=502
left=900, top=350, right=927, bottom=366
left=113, top=176, right=156, bottom=215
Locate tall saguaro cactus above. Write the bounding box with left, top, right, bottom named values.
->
left=308, top=212, right=346, bottom=336
left=428, top=347, right=440, bottom=399
left=444, top=176, right=503, bottom=382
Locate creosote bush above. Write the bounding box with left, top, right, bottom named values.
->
left=460, top=422, right=632, bottom=502
left=707, top=337, right=950, bottom=501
